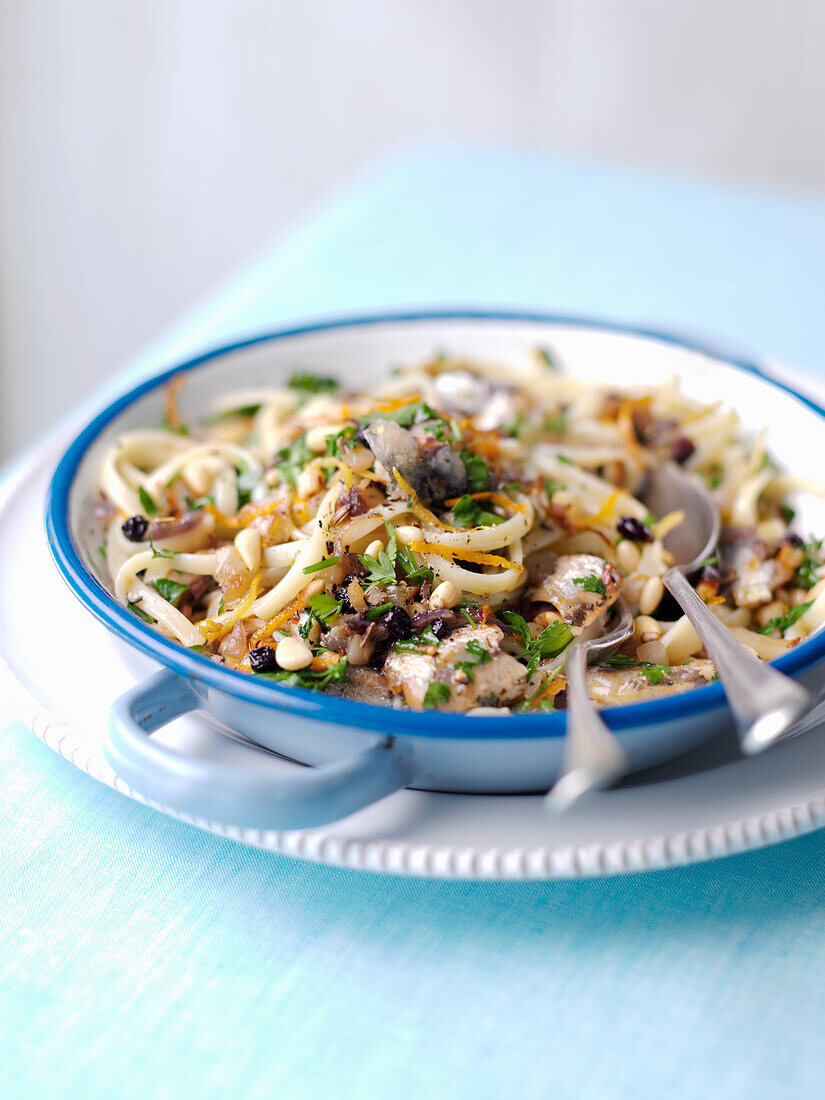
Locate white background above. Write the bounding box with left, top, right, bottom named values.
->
left=3, top=0, right=825, bottom=460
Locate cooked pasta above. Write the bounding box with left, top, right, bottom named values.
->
left=88, top=350, right=825, bottom=712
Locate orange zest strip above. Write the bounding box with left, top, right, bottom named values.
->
left=311, top=650, right=341, bottom=672
left=361, top=393, right=423, bottom=415
left=409, top=540, right=523, bottom=571
left=392, top=468, right=453, bottom=530
left=530, top=676, right=567, bottom=709
left=164, top=374, right=185, bottom=431
left=250, top=589, right=311, bottom=646
left=198, top=575, right=262, bottom=642
left=576, top=489, right=622, bottom=527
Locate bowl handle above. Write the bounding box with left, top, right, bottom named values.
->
left=104, top=669, right=409, bottom=829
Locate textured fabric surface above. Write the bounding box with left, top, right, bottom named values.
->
left=4, top=147, right=825, bottom=1098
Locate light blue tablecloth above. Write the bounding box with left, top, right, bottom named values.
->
left=4, top=145, right=825, bottom=1099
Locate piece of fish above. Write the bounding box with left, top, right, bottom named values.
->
left=432, top=370, right=520, bottom=431
left=531, top=553, right=622, bottom=631
left=361, top=419, right=467, bottom=503
left=725, top=539, right=801, bottom=608
left=586, top=658, right=717, bottom=706
left=383, top=624, right=527, bottom=710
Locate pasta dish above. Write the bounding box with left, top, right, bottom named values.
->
left=89, top=351, right=825, bottom=713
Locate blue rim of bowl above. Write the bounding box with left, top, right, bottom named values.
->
left=44, top=308, right=825, bottom=740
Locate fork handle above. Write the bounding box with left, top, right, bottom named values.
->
left=664, top=566, right=811, bottom=754
left=544, top=642, right=628, bottom=813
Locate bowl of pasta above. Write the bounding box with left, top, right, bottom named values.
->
left=45, top=311, right=825, bottom=829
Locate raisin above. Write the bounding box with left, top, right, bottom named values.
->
left=249, top=646, right=279, bottom=673
left=617, top=515, right=652, bottom=543
left=672, top=436, right=696, bottom=464
left=332, top=580, right=356, bottom=614
left=380, top=605, right=412, bottom=642
left=122, top=515, right=149, bottom=541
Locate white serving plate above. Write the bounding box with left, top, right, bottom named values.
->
left=8, top=412, right=825, bottom=879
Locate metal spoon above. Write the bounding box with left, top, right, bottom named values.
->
left=545, top=599, right=634, bottom=812
left=643, top=462, right=811, bottom=754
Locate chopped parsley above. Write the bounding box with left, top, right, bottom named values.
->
left=573, top=575, right=607, bottom=596
left=307, top=592, right=343, bottom=626
left=149, top=536, right=183, bottom=560
left=288, top=372, right=339, bottom=398
left=205, top=403, right=262, bottom=423
left=97, top=544, right=107, bottom=560
left=325, top=425, right=358, bottom=457
left=218, top=597, right=225, bottom=615
left=397, top=544, right=434, bottom=586
left=544, top=479, right=565, bottom=501
left=260, top=657, right=348, bottom=691
left=781, top=504, right=796, bottom=524
left=358, top=522, right=398, bottom=588
left=497, top=611, right=574, bottom=676
left=366, top=601, right=395, bottom=621
left=760, top=600, right=813, bottom=636
left=698, top=555, right=719, bottom=568
left=274, top=436, right=313, bottom=487
left=545, top=410, right=567, bottom=434
left=556, top=453, right=574, bottom=465
left=603, top=652, right=669, bottom=685
left=455, top=639, right=492, bottom=682
left=185, top=494, right=215, bottom=510
left=395, top=625, right=441, bottom=652
left=303, top=555, right=341, bottom=575
left=794, top=537, right=823, bottom=589
left=451, top=495, right=504, bottom=529
left=359, top=400, right=440, bottom=428
left=127, top=601, right=155, bottom=624
left=138, top=486, right=158, bottom=515
left=460, top=448, right=491, bottom=493
left=188, top=643, right=206, bottom=652
left=536, top=346, right=560, bottom=372
left=423, top=682, right=451, bottom=708
left=151, top=578, right=189, bottom=605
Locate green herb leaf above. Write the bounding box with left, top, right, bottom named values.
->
left=699, top=555, right=719, bottom=568
left=459, top=449, right=490, bottom=493
left=185, top=494, right=215, bottom=510
left=423, top=682, right=451, bottom=708
left=544, top=479, right=565, bottom=502
left=455, top=638, right=493, bottom=682
left=358, top=401, right=441, bottom=429
left=556, top=453, right=574, bottom=465
left=603, top=652, right=669, bottom=684
left=138, top=486, right=158, bottom=515
left=358, top=522, right=398, bottom=588
left=397, top=544, right=434, bottom=586
left=127, top=601, right=155, bottom=624
left=496, top=610, right=532, bottom=648
left=98, top=544, right=107, bottom=560
left=218, top=597, right=225, bottom=615
left=260, top=656, right=348, bottom=691
left=451, top=494, right=504, bottom=529
left=760, top=600, right=814, bottom=636
left=149, top=536, right=183, bottom=560
left=303, top=556, right=341, bottom=575
left=573, top=575, right=607, bottom=596
left=188, top=643, right=206, bottom=652
left=288, top=372, right=339, bottom=397
left=545, top=410, right=567, bottom=434
left=781, top=504, right=796, bottom=524
left=364, top=602, right=392, bottom=621
left=794, top=537, right=823, bottom=590
left=306, top=592, right=343, bottom=627
left=536, top=346, right=560, bottom=372
left=152, top=578, right=189, bottom=605
left=325, top=425, right=358, bottom=457
left=274, top=435, right=313, bottom=488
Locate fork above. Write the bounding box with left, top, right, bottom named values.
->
left=544, top=599, right=634, bottom=813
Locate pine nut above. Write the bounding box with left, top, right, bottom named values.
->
left=639, top=576, right=664, bottom=615
left=637, top=640, right=668, bottom=665
left=234, top=528, right=262, bottom=573
left=185, top=459, right=213, bottom=496
left=296, top=467, right=323, bottom=498
left=395, top=525, right=422, bottom=544
left=275, top=636, right=313, bottom=671
left=364, top=538, right=384, bottom=559
left=305, top=424, right=344, bottom=453
left=617, top=539, right=641, bottom=573
left=550, top=490, right=574, bottom=509
left=429, top=581, right=461, bottom=610
left=534, top=609, right=562, bottom=627
left=341, top=447, right=374, bottom=473
left=634, top=614, right=662, bottom=642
